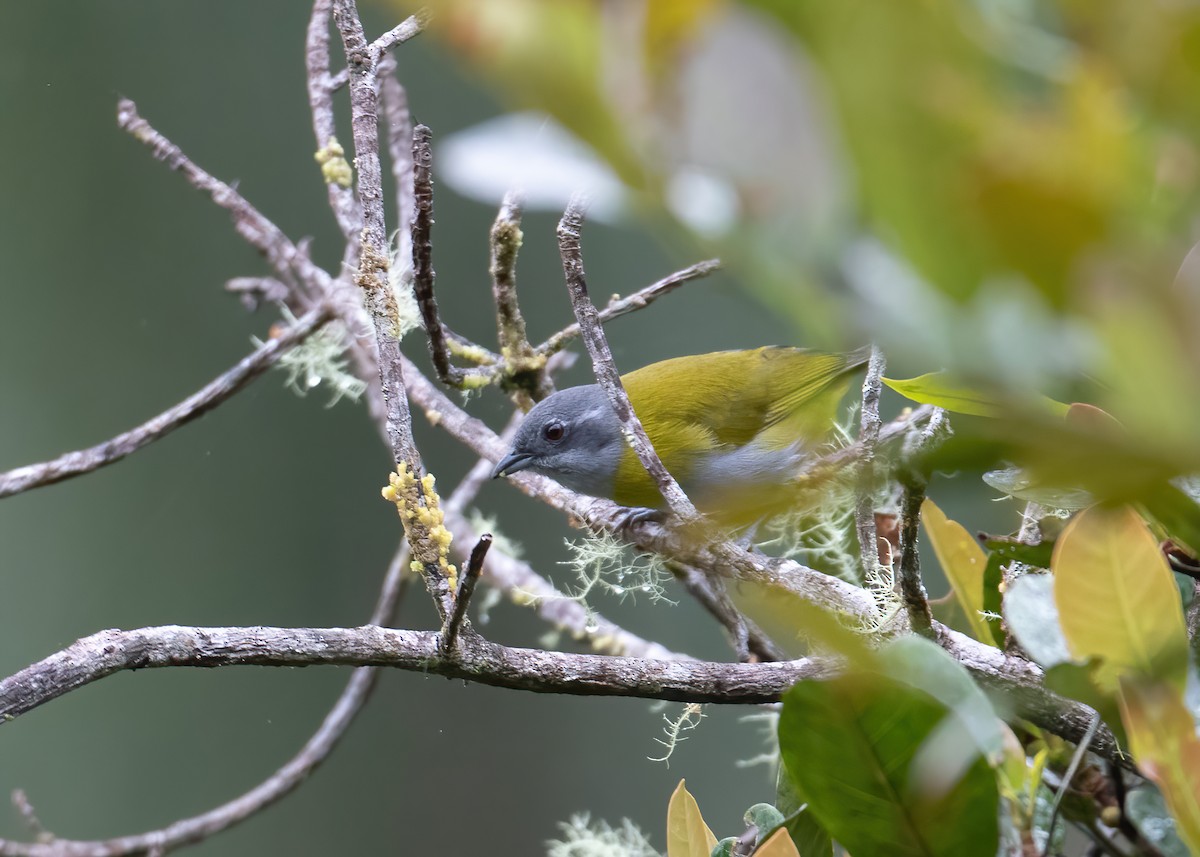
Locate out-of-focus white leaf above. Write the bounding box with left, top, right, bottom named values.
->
left=437, top=112, right=627, bottom=222
left=666, top=166, right=739, bottom=238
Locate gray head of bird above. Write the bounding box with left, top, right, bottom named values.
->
left=491, top=385, right=624, bottom=499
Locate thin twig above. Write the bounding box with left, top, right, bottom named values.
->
left=537, top=258, right=721, bottom=356
left=440, top=504, right=683, bottom=660
left=305, top=0, right=360, bottom=240
left=670, top=562, right=786, bottom=662
left=1044, top=710, right=1102, bottom=854
left=0, top=306, right=332, bottom=500
left=854, top=345, right=885, bottom=580
left=490, top=191, right=553, bottom=403
left=225, top=276, right=289, bottom=311
left=0, top=545, right=412, bottom=857
left=897, top=475, right=935, bottom=638
left=556, top=195, right=701, bottom=523
left=441, top=535, right=491, bottom=651
left=409, top=124, right=492, bottom=389
left=116, top=99, right=327, bottom=306
left=380, top=56, right=415, bottom=259
left=367, top=13, right=425, bottom=60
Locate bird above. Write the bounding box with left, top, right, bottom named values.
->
left=491, top=346, right=870, bottom=526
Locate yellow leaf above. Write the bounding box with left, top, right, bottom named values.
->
left=666, top=779, right=718, bottom=857
left=882, top=373, right=1068, bottom=418
left=1052, top=505, right=1188, bottom=692
left=753, top=827, right=802, bottom=857
left=1119, top=678, right=1200, bottom=853
left=922, top=498, right=998, bottom=647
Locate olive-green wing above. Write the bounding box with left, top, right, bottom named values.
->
left=623, top=347, right=868, bottom=450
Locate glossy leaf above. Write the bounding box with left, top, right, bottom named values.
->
left=1002, top=573, right=1072, bottom=669
left=667, top=780, right=718, bottom=857
left=877, top=636, right=1004, bottom=761
left=743, top=803, right=785, bottom=844
left=1119, top=679, right=1200, bottom=854
left=1053, top=505, right=1189, bottom=692
left=921, top=499, right=997, bottom=646
left=779, top=673, right=999, bottom=857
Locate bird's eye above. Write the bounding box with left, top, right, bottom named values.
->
left=542, top=421, right=566, bottom=442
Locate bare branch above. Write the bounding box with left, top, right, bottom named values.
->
left=0, top=626, right=831, bottom=725
left=225, top=276, right=290, bottom=311
left=556, top=196, right=701, bottom=523
left=440, top=535, right=490, bottom=651
left=0, top=306, right=332, bottom=500
left=897, top=476, right=935, bottom=638
left=537, top=258, right=721, bottom=356
left=380, top=58, right=415, bottom=256
left=409, top=124, right=493, bottom=389
left=116, top=99, right=328, bottom=305
left=369, top=13, right=424, bottom=60
left=0, top=621, right=1123, bottom=766
left=854, top=345, right=886, bottom=580
left=306, top=0, right=361, bottom=240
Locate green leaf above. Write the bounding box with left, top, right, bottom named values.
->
left=1053, top=505, right=1189, bottom=692
left=1127, top=785, right=1193, bottom=857
left=667, top=780, right=719, bottom=857
left=1002, top=573, right=1072, bottom=669
left=877, top=636, right=1003, bottom=761
left=882, top=374, right=1068, bottom=419
left=743, top=803, right=785, bottom=844
left=982, top=553, right=1005, bottom=648
left=710, top=839, right=736, bottom=857
left=921, top=499, right=997, bottom=646
left=980, top=535, right=1055, bottom=570
left=779, top=673, right=999, bottom=857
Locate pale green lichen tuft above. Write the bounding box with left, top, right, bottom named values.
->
left=254, top=309, right=366, bottom=407
left=647, top=703, right=705, bottom=766
left=545, top=813, right=660, bottom=857
left=314, top=136, right=353, bottom=188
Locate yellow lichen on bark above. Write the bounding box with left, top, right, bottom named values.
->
left=381, top=463, right=458, bottom=593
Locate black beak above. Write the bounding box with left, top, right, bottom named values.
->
left=491, top=452, right=535, bottom=479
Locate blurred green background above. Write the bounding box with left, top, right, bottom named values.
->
left=5, top=0, right=1200, bottom=854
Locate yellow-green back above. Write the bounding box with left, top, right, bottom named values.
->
left=612, top=347, right=868, bottom=513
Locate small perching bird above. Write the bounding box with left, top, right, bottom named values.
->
left=492, top=347, right=870, bottom=526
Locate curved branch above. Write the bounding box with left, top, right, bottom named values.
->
left=0, top=625, right=830, bottom=725
left=0, top=306, right=333, bottom=500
